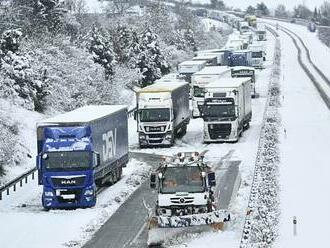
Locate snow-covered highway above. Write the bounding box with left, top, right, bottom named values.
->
left=262, top=19, right=330, bottom=247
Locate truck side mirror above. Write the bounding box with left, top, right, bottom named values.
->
left=36, top=155, right=43, bottom=185
left=134, top=111, right=137, bottom=120
left=208, top=172, right=216, bottom=187
left=94, top=152, right=101, bottom=167
left=150, top=172, right=157, bottom=189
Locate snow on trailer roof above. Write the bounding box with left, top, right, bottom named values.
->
left=231, top=66, right=255, bottom=72
left=179, top=60, right=207, bottom=66
left=194, top=66, right=230, bottom=76
left=38, top=105, right=127, bottom=125
left=193, top=54, right=217, bottom=60
left=138, top=81, right=188, bottom=93
left=207, top=77, right=251, bottom=88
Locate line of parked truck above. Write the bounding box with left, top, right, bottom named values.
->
left=35, top=14, right=265, bottom=217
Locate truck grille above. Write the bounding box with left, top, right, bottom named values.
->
left=51, top=175, right=86, bottom=187
left=170, top=197, right=194, bottom=204
left=148, top=133, right=165, bottom=139
left=56, top=189, right=82, bottom=203
left=209, top=124, right=232, bottom=139
left=145, top=126, right=166, bottom=132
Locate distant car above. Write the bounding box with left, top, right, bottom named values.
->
left=290, top=18, right=296, bottom=23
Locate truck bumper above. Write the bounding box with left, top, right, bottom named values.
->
left=139, top=132, right=173, bottom=147
left=42, top=186, right=96, bottom=209
left=203, top=121, right=239, bottom=143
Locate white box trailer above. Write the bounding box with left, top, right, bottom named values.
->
left=193, top=54, right=218, bottom=66
left=155, top=73, right=185, bottom=83
left=202, top=78, right=252, bottom=142
left=135, top=81, right=190, bottom=147
left=239, top=21, right=250, bottom=33
left=225, top=39, right=244, bottom=51
left=178, top=60, right=207, bottom=83
left=248, top=43, right=266, bottom=68
left=195, top=49, right=232, bottom=66
left=191, top=66, right=231, bottom=118
left=231, top=66, right=256, bottom=97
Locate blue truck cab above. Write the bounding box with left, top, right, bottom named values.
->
left=36, top=105, right=129, bottom=209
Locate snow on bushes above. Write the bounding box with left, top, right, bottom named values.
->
left=0, top=115, right=24, bottom=181
left=240, top=37, right=281, bottom=248
left=0, top=29, right=50, bottom=112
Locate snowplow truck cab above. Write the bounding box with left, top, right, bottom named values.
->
left=150, top=152, right=216, bottom=217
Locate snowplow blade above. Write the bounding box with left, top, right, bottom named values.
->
left=147, top=209, right=230, bottom=246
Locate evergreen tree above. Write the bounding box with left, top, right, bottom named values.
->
left=275, top=4, right=288, bottom=18
left=128, top=28, right=169, bottom=87
left=246, top=5, right=256, bottom=15
left=256, top=2, right=270, bottom=16
left=111, top=24, right=132, bottom=63
left=0, top=29, right=50, bottom=112
left=88, top=27, right=116, bottom=80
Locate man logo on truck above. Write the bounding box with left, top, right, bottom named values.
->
left=61, top=179, right=76, bottom=185
left=102, top=129, right=117, bottom=162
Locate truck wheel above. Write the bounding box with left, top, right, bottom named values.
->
left=244, top=122, right=250, bottom=130
left=181, top=125, right=187, bottom=136
left=116, top=167, right=122, bottom=182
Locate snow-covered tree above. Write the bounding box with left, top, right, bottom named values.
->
left=88, top=26, right=116, bottom=79
left=275, top=4, right=289, bottom=18
left=246, top=5, right=256, bottom=15
left=256, top=2, right=270, bottom=16
left=0, top=29, right=50, bottom=112
left=129, top=28, right=169, bottom=87
left=293, top=4, right=312, bottom=19
left=110, top=24, right=132, bottom=63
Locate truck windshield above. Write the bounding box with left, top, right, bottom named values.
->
left=161, top=167, right=204, bottom=193
left=44, top=151, right=90, bottom=171
left=252, top=51, right=263, bottom=58
left=140, top=108, right=170, bottom=122
left=193, top=86, right=205, bottom=97
left=204, top=103, right=236, bottom=118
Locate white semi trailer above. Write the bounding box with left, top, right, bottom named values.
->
left=178, top=60, right=207, bottom=83
left=135, top=81, right=190, bottom=148
left=202, top=78, right=252, bottom=142
left=248, top=43, right=266, bottom=68
left=191, top=66, right=231, bottom=118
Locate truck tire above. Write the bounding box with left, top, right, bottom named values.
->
left=244, top=122, right=250, bottom=130
left=181, top=124, right=187, bottom=136
left=115, top=167, right=122, bottom=182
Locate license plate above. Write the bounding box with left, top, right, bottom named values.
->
left=56, top=189, right=66, bottom=196
left=61, top=194, right=75, bottom=200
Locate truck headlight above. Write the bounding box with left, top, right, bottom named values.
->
left=139, top=134, right=146, bottom=139
left=165, top=133, right=172, bottom=140
left=44, top=191, right=54, bottom=197
left=84, top=189, right=94, bottom=196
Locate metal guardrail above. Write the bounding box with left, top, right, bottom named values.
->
left=0, top=167, right=37, bottom=200
left=0, top=107, right=137, bottom=201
